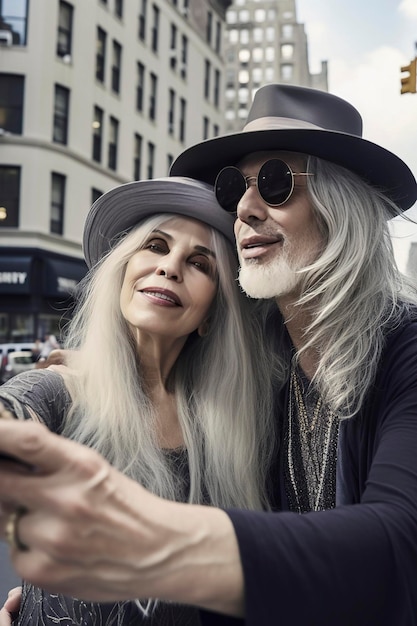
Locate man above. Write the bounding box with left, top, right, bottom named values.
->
left=1, top=84, right=417, bottom=625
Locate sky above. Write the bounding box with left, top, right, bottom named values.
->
left=296, top=0, right=417, bottom=272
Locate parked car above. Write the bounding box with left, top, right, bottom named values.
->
left=0, top=343, right=35, bottom=384
left=0, top=350, right=36, bottom=384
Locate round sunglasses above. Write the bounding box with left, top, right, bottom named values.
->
left=214, top=158, right=314, bottom=213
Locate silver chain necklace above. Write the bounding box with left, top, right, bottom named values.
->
left=287, top=365, right=339, bottom=512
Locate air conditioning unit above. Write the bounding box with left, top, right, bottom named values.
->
left=0, top=30, right=13, bottom=46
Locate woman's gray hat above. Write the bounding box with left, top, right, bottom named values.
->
left=170, top=83, right=417, bottom=212
left=83, top=176, right=235, bottom=269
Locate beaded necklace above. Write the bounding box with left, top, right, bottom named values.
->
left=285, top=365, right=339, bottom=513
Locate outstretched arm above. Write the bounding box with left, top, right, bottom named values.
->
left=0, top=419, right=244, bottom=617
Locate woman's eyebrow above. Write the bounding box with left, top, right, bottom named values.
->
left=151, top=230, right=216, bottom=259
left=194, top=245, right=216, bottom=259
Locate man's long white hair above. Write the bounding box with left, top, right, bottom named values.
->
left=290, top=156, right=417, bottom=418
left=60, top=214, right=276, bottom=510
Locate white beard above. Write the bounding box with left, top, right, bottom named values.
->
left=237, top=234, right=321, bottom=300
left=238, top=255, right=303, bottom=299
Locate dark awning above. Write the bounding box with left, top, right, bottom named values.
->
left=43, top=258, right=87, bottom=297
left=0, top=256, right=32, bottom=294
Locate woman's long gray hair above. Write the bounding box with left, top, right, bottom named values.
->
left=291, top=156, right=417, bottom=418
left=60, top=214, right=276, bottom=510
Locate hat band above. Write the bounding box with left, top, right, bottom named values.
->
left=243, top=116, right=324, bottom=132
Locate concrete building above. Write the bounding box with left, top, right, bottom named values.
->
left=223, top=0, right=328, bottom=132
left=0, top=0, right=229, bottom=343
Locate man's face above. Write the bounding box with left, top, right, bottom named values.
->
left=233, top=151, right=324, bottom=303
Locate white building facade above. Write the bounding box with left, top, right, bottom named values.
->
left=0, top=0, right=229, bottom=343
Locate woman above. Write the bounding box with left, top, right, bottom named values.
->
left=0, top=176, right=276, bottom=625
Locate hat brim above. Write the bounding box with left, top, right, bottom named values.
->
left=83, top=177, right=236, bottom=269
left=170, top=128, right=417, bottom=213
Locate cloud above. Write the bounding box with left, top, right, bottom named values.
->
left=399, top=0, right=417, bottom=20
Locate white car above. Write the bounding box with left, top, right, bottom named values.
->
left=0, top=349, right=35, bottom=384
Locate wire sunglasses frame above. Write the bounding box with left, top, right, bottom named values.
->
left=214, top=158, right=314, bottom=213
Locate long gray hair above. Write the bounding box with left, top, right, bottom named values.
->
left=290, top=156, right=417, bottom=418
left=60, top=214, right=276, bottom=510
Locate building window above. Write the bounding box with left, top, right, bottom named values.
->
left=168, top=88, right=175, bottom=136
left=179, top=97, right=186, bottom=143
left=0, top=0, right=29, bottom=45
left=133, top=133, right=142, bottom=180
left=265, top=67, right=274, bottom=82
left=180, top=35, right=188, bottom=79
left=253, top=28, right=262, bottom=43
left=206, top=10, right=212, bottom=45
left=136, top=62, right=145, bottom=111
left=56, top=1, right=73, bottom=58
left=227, top=30, right=237, bottom=46
left=149, top=72, right=157, bottom=121
left=214, top=69, right=220, bottom=108
left=266, top=27, right=275, bottom=42
left=108, top=116, right=119, bottom=170
left=265, top=47, right=275, bottom=62
left=92, top=106, right=103, bottom=162
left=138, top=0, right=147, bottom=41
left=53, top=84, right=70, bottom=145
left=282, top=23, right=293, bottom=39
left=0, top=73, right=24, bottom=134
left=281, top=64, right=293, bottom=80
left=111, top=39, right=122, bottom=93
left=0, top=166, right=20, bottom=227
left=91, top=188, right=103, bottom=204
left=114, top=0, right=123, bottom=18
left=214, top=20, right=221, bottom=54
left=147, top=142, right=155, bottom=179
left=227, top=11, right=237, bottom=24
left=240, top=29, right=249, bottom=45
left=281, top=43, right=294, bottom=60
left=169, top=23, right=177, bottom=69
left=50, top=172, right=66, bottom=235
left=204, top=60, right=211, bottom=100
left=254, top=9, right=265, bottom=22
left=151, top=4, right=159, bottom=53
left=96, top=27, right=107, bottom=82
left=213, top=123, right=219, bottom=137
left=203, top=116, right=209, bottom=140
left=182, top=0, right=189, bottom=18
left=252, top=48, right=263, bottom=63
left=167, top=153, right=173, bottom=174
left=239, top=49, right=250, bottom=64
left=226, top=68, right=234, bottom=88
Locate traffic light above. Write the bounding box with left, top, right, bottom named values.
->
left=400, top=58, right=417, bottom=94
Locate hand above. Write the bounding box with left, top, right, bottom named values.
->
left=0, top=587, right=21, bottom=626
left=0, top=420, right=244, bottom=616
left=35, top=349, right=68, bottom=369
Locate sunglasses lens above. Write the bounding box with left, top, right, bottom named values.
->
left=258, top=159, right=294, bottom=206
left=215, top=167, right=247, bottom=213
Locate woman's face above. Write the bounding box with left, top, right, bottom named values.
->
left=120, top=216, right=218, bottom=342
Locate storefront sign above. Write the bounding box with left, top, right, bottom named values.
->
left=0, top=257, right=32, bottom=293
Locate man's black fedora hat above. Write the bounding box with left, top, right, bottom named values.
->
left=170, top=84, right=417, bottom=212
